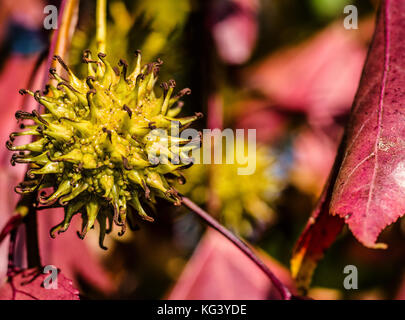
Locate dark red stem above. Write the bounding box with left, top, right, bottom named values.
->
left=181, top=196, right=292, bottom=300
left=7, top=230, right=17, bottom=275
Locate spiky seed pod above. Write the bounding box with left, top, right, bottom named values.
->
left=7, top=51, right=202, bottom=249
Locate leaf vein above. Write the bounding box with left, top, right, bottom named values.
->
left=365, top=1, right=391, bottom=216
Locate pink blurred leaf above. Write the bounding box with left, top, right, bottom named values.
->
left=245, top=21, right=370, bottom=126
left=168, top=230, right=295, bottom=300
left=0, top=0, right=44, bottom=45
left=210, top=0, right=259, bottom=65
left=291, top=128, right=341, bottom=196
left=2, top=0, right=45, bottom=29
left=0, top=268, right=79, bottom=300
left=234, top=99, right=287, bottom=143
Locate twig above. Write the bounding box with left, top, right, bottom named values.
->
left=181, top=196, right=292, bottom=300
left=7, top=230, right=17, bottom=276
left=24, top=194, right=41, bottom=268
left=96, top=0, right=107, bottom=53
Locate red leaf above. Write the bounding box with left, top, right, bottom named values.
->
left=292, top=0, right=405, bottom=292
left=291, top=178, right=344, bottom=294
left=0, top=268, right=79, bottom=300
left=329, top=0, right=405, bottom=248
left=168, top=230, right=295, bottom=300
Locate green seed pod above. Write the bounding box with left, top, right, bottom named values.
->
left=7, top=51, right=201, bottom=249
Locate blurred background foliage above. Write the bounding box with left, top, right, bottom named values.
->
left=2, top=0, right=405, bottom=300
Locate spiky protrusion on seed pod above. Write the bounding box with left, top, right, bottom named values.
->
left=7, top=51, right=202, bottom=249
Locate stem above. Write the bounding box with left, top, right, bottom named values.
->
left=96, top=0, right=107, bottom=53
left=24, top=193, right=41, bottom=268
left=7, top=230, right=17, bottom=275
left=182, top=197, right=292, bottom=300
